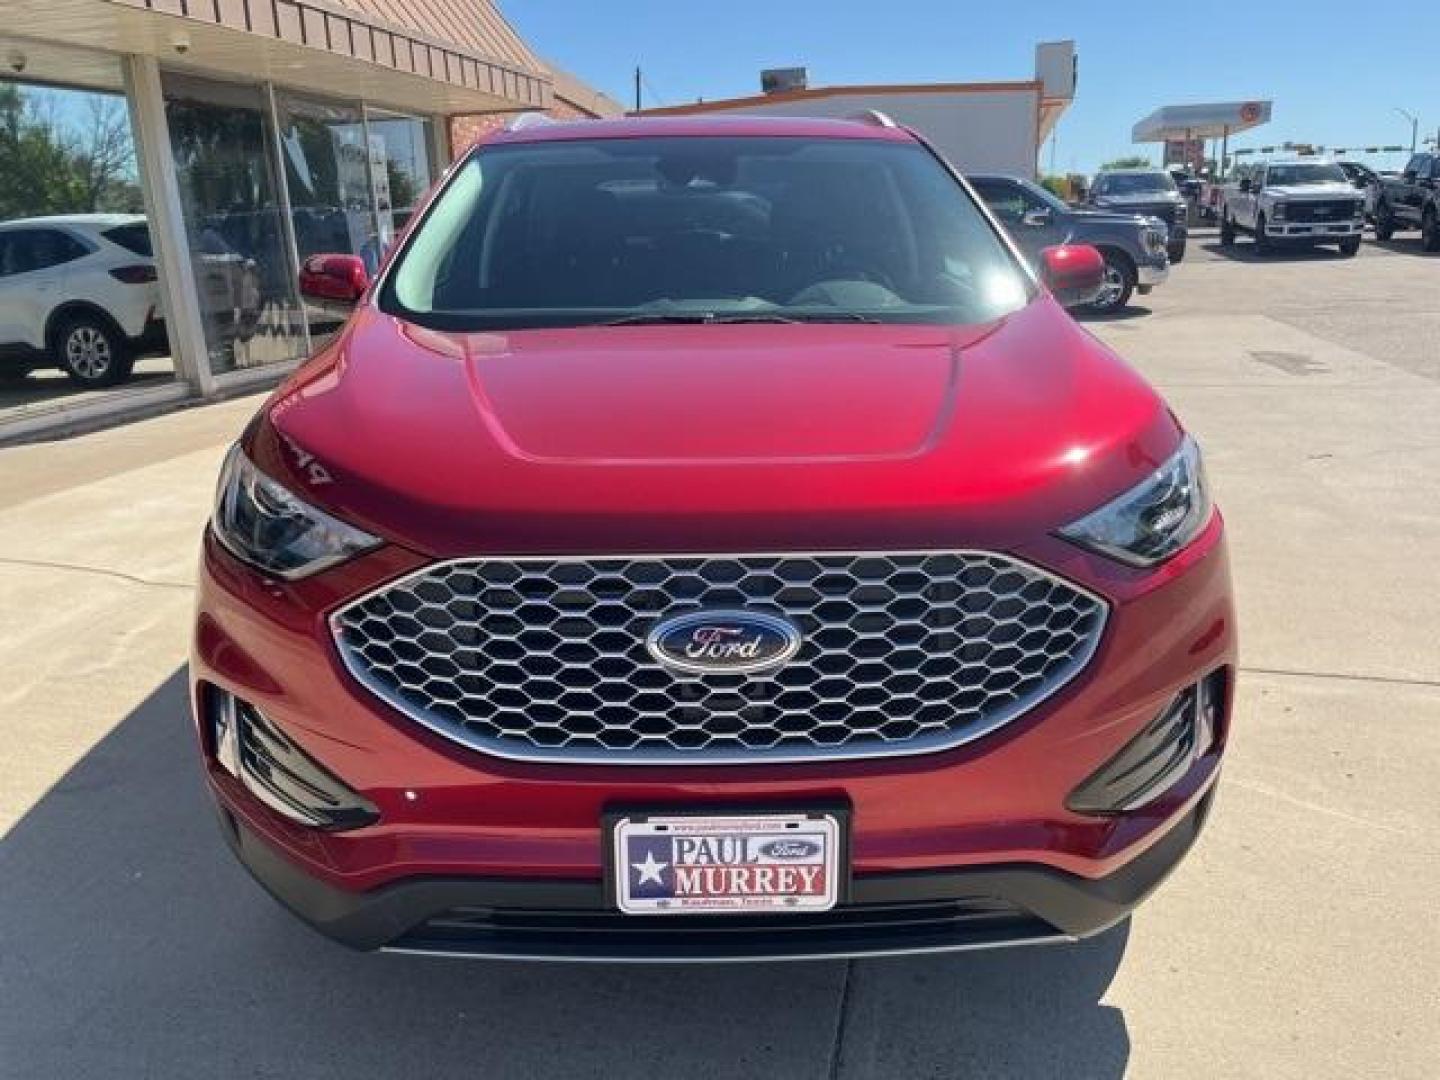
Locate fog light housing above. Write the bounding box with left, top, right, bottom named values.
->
left=208, top=688, right=378, bottom=831
left=1066, top=670, right=1227, bottom=816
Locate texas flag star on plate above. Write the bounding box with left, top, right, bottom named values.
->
left=626, top=835, right=674, bottom=899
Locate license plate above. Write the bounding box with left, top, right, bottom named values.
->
left=610, top=812, right=841, bottom=915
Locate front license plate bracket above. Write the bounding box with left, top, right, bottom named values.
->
left=604, top=807, right=849, bottom=916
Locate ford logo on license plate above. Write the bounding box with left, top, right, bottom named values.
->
left=646, top=610, right=802, bottom=675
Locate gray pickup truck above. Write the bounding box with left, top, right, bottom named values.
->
left=1373, top=152, right=1440, bottom=251
left=967, top=174, right=1171, bottom=313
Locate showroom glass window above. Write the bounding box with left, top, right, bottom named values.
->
left=0, top=66, right=177, bottom=414
left=364, top=110, right=435, bottom=236
left=275, top=93, right=381, bottom=344
left=162, top=72, right=307, bottom=375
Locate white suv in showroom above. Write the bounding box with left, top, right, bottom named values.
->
left=0, top=214, right=169, bottom=388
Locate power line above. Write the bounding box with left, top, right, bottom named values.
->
left=640, top=72, right=667, bottom=108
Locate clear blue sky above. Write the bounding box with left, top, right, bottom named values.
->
left=503, top=1, right=1439, bottom=175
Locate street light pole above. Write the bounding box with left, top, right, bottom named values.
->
left=1395, top=107, right=1418, bottom=153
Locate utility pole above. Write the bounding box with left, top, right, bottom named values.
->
left=1395, top=107, right=1418, bottom=153
left=634, top=67, right=642, bottom=113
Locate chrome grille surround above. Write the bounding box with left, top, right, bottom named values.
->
left=330, top=552, right=1109, bottom=765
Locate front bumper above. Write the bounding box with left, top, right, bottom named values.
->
left=192, top=519, right=1235, bottom=959
left=1137, top=260, right=1170, bottom=287
left=1264, top=221, right=1363, bottom=238
left=218, top=788, right=1215, bottom=959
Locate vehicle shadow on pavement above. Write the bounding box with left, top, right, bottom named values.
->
left=0, top=669, right=1131, bottom=1079
left=1075, top=305, right=1152, bottom=323
left=1198, top=241, right=1355, bottom=264
left=1367, top=238, right=1439, bottom=257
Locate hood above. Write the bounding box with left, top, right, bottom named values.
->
left=1068, top=209, right=1166, bottom=231
left=254, top=302, right=1179, bottom=557
left=1262, top=182, right=1358, bottom=199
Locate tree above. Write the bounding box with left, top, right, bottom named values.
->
left=1040, top=175, right=1071, bottom=199
left=0, top=84, right=142, bottom=220
left=1101, top=155, right=1153, bottom=170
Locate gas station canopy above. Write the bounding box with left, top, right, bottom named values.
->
left=1132, top=101, right=1273, bottom=142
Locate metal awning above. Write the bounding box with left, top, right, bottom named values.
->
left=1, top=0, right=551, bottom=115
left=1132, top=101, right=1272, bottom=142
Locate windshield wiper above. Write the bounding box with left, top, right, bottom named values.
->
left=601, top=310, right=880, bottom=326
left=785, top=311, right=882, bottom=324
left=601, top=312, right=722, bottom=326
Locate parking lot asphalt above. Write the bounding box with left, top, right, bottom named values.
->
left=2, top=229, right=1437, bottom=1079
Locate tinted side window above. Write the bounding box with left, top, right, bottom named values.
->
left=971, top=179, right=1026, bottom=223
left=1, top=229, right=90, bottom=275
left=102, top=223, right=154, bottom=257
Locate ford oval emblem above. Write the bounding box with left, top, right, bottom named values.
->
left=646, top=610, right=802, bottom=675
left=759, top=839, right=821, bottom=860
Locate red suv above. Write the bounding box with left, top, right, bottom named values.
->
left=193, top=115, right=1234, bottom=961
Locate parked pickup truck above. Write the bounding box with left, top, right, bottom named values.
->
left=968, top=173, right=1170, bottom=313
left=1372, top=152, right=1440, bottom=251
left=1219, top=160, right=1365, bottom=256
left=1087, top=169, right=1188, bottom=262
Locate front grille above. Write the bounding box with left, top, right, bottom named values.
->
left=332, top=552, right=1107, bottom=763
left=1285, top=199, right=1357, bottom=223
left=389, top=898, right=1058, bottom=961
left=1121, top=201, right=1178, bottom=227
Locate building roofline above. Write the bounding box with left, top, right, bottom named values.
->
left=103, top=0, right=552, bottom=110
left=545, top=61, right=627, bottom=118
left=635, top=79, right=1044, bottom=116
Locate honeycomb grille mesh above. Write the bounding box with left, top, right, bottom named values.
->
left=332, top=553, right=1107, bottom=763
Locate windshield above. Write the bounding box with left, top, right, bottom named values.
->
left=1094, top=172, right=1176, bottom=196
left=1266, top=164, right=1347, bottom=186
left=381, top=136, right=1032, bottom=330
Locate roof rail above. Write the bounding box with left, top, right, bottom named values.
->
left=504, top=112, right=557, bottom=132
left=847, top=109, right=898, bottom=128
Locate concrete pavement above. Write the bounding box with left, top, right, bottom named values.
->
left=1, top=235, right=1437, bottom=1078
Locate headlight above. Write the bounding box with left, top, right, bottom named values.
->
left=1093, top=196, right=1115, bottom=206
left=1272, top=202, right=1287, bottom=220
left=1059, top=436, right=1212, bottom=567
left=1352, top=200, right=1365, bottom=219
left=212, top=444, right=380, bottom=579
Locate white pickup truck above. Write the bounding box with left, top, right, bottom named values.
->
left=1219, top=160, right=1365, bottom=256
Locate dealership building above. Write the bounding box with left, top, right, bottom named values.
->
left=0, top=0, right=619, bottom=441
left=638, top=42, right=1077, bottom=178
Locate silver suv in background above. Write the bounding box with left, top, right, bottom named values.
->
left=1219, top=161, right=1364, bottom=256
left=968, top=174, right=1170, bottom=313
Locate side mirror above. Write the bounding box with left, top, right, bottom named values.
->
left=1021, top=207, right=1052, bottom=228
left=298, top=253, right=370, bottom=306
left=1039, top=244, right=1105, bottom=309
left=1402, top=170, right=1417, bottom=182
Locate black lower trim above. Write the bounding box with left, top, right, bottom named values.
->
left=219, top=790, right=1214, bottom=961
left=131, top=317, right=169, bottom=358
